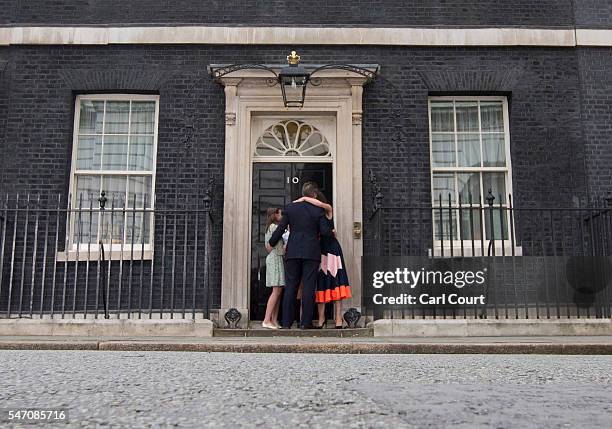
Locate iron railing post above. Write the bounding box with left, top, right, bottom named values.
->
left=98, top=191, right=109, bottom=319
left=203, top=189, right=213, bottom=319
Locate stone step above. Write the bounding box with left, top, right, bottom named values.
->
left=214, top=327, right=373, bottom=338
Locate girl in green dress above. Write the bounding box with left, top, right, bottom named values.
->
left=262, top=207, right=286, bottom=329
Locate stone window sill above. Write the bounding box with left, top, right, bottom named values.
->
left=56, top=248, right=153, bottom=262
left=429, top=244, right=523, bottom=258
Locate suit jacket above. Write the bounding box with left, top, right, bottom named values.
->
left=268, top=201, right=333, bottom=261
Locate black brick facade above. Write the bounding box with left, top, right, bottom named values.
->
left=0, top=1, right=611, bottom=315
left=0, top=54, right=8, bottom=188
left=0, top=0, right=582, bottom=28
left=578, top=47, right=612, bottom=198
left=0, top=45, right=598, bottom=203
left=1, top=43, right=610, bottom=311
left=574, top=0, right=612, bottom=28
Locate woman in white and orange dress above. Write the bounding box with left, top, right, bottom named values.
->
left=294, top=190, right=351, bottom=328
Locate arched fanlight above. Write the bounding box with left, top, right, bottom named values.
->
left=209, top=51, right=379, bottom=108
left=254, top=119, right=331, bottom=158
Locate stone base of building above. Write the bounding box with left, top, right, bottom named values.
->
left=0, top=318, right=214, bottom=337
left=372, top=319, right=612, bottom=337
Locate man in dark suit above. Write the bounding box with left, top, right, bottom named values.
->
left=267, top=181, right=333, bottom=329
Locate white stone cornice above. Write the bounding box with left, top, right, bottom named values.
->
left=2, top=25, right=606, bottom=47
left=575, top=29, right=612, bottom=46
left=0, top=28, right=10, bottom=46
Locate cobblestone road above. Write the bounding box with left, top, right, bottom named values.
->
left=2, top=351, right=612, bottom=428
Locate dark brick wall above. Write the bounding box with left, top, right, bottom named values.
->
left=0, top=46, right=589, bottom=198
left=574, top=0, right=612, bottom=28
left=360, top=47, right=586, bottom=210
left=0, top=45, right=228, bottom=310
left=578, top=47, right=612, bottom=199
left=0, top=44, right=604, bottom=309
left=1, top=0, right=576, bottom=27
left=0, top=1, right=13, bottom=24
left=0, top=49, right=9, bottom=194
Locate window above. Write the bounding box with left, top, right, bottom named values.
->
left=429, top=97, right=512, bottom=243
left=254, top=119, right=331, bottom=158
left=69, top=94, right=159, bottom=249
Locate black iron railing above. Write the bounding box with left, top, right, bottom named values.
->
left=366, top=191, right=612, bottom=320
left=0, top=193, right=214, bottom=319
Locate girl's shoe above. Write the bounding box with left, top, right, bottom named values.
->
left=262, top=322, right=278, bottom=330
left=335, top=324, right=343, bottom=329
left=315, top=320, right=327, bottom=329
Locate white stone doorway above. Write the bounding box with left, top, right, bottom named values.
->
left=215, top=69, right=370, bottom=327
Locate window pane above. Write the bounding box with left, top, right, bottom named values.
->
left=76, top=136, right=102, bottom=170
left=75, top=175, right=101, bottom=205
left=105, top=101, right=130, bottom=134
left=481, top=101, right=504, bottom=132
left=483, top=172, right=507, bottom=204
left=433, top=210, right=457, bottom=241
left=300, top=132, right=329, bottom=156
left=129, top=136, right=154, bottom=171
left=483, top=134, right=506, bottom=167
left=102, top=136, right=128, bottom=170
left=257, top=132, right=285, bottom=155
left=459, top=208, right=483, bottom=241
left=74, top=175, right=101, bottom=244
left=485, top=208, right=509, bottom=241
left=131, top=101, right=156, bottom=134
left=79, top=100, right=104, bottom=134
left=75, top=209, right=99, bottom=245
left=431, top=134, right=455, bottom=167
left=456, top=102, right=479, bottom=132
left=457, top=134, right=481, bottom=167
left=126, top=212, right=151, bottom=245
left=432, top=173, right=455, bottom=205
left=99, top=176, right=127, bottom=243
left=430, top=101, right=454, bottom=132
left=101, top=175, right=127, bottom=208
left=255, top=145, right=281, bottom=156
left=457, top=173, right=480, bottom=205
left=100, top=209, right=125, bottom=244
left=128, top=176, right=152, bottom=208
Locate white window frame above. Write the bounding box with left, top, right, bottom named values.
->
left=64, top=94, right=159, bottom=259
left=428, top=96, right=519, bottom=256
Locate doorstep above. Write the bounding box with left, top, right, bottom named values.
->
left=214, top=327, right=373, bottom=338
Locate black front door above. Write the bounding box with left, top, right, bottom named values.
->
left=250, top=162, right=333, bottom=321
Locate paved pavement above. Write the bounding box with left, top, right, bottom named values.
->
left=1, top=351, right=612, bottom=428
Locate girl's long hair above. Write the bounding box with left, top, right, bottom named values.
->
left=314, top=189, right=329, bottom=205
left=266, top=207, right=281, bottom=230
